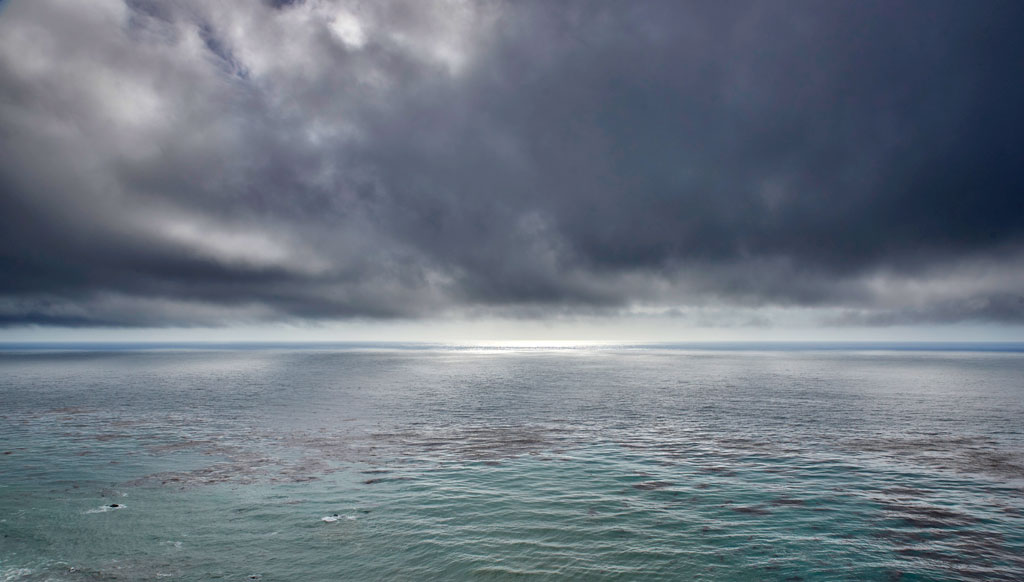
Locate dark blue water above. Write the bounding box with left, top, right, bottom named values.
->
left=1, top=345, right=1023, bottom=580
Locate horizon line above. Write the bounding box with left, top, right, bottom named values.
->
left=2, top=340, right=1024, bottom=352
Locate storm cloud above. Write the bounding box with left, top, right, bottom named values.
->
left=1, top=0, right=1023, bottom=328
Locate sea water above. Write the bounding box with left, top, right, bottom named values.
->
left=1, top=345, right=1022, bottom=581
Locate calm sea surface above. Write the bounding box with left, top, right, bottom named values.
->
left=1, top=345, right=1023, bottom=581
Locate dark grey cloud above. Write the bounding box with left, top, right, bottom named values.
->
left=1, top=0, right=1023, bottom=327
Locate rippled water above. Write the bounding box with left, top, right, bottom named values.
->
left=1, top=345, right=1023, bottom=580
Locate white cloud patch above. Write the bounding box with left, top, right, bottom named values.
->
left=151, top=214, right=331, bottom=274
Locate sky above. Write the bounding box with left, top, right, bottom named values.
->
left=2, top=0, right=1024, bottom=342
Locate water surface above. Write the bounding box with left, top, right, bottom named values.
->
left=1, top=345, right=1023, bottom=580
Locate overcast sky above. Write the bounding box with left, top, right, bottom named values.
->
left=2, top=0, right=1024, bottom=341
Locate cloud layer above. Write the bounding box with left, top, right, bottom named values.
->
left=2, top=0, right=1023, bottom=328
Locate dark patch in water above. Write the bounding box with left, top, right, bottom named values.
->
left=847, top=436, right=1024, bottom=480
left=771, top=497, right=806, bottom=506
left=148, top=439, right=216, bottom=453
left=881, top=486, right=931, bottom=497
left=700, top=465, right=737, bottom=476
left=372, top=424, right=568, bottom=461
left=896, top=547, right=954, bottom=561
left=878, top=500, right=979, bottom=527
left=47, top=407, right=94, bottom=415
left=364, top=477, right=412, bottom=485
left=732, top=506, right=772, bottom=515
left=94, top=433, right=131, bottom=442
left=633, top=480, right=673, bottom=490
left=873, top=529, right=930, bottom=543
left=124, top=452, right=337, bottom=488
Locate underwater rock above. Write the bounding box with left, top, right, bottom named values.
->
left=87, top=503, right=126, bottom=513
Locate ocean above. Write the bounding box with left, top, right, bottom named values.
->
left=1, top=344, right=1022, bottom=580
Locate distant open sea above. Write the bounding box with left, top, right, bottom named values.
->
left=1, top=343, right=1023, bottom=581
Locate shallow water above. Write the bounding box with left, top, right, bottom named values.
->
left=1, top=346, right=1023, bottom=580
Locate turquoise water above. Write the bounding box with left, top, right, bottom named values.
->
left=1, top=346, right=1023, bottom=580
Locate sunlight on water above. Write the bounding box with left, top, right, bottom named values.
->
left=453, top=340, right=624, bottom=352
